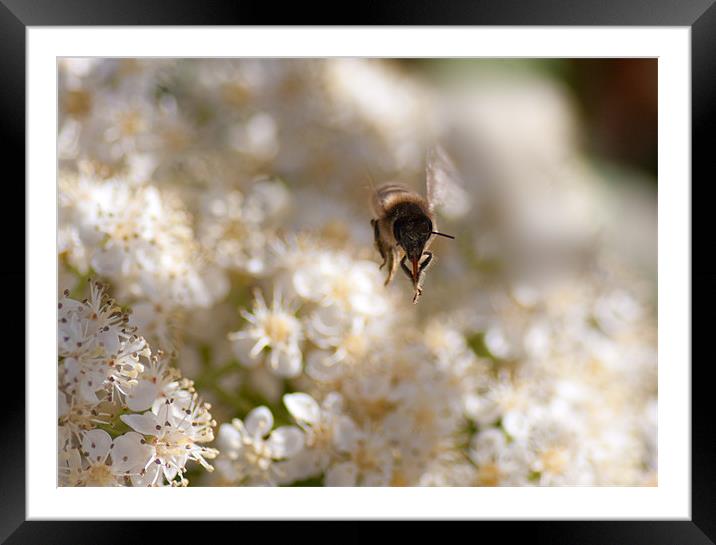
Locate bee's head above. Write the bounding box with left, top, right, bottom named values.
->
left=394, top=214, right=432, bottom=283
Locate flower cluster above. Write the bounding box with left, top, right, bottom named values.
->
left=59, top=58, right=657, bottom=487
left=58, top=281, right=217, bottom=486
left=215, top=236, right=468, bottom=486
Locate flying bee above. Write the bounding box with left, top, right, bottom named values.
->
left=370, top=146, right=461, bottom=304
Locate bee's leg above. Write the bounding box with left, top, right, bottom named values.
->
left=419, top=251, right=433, bottom=273
left=415, top=251, right=433, bottom=296
left=400, top=253, right=433, bottom=304
left=400, top=254, right=422, bottom=301
left=400, top=252, right=433, bottom=285
left=399, top=255, right=413, bottom=283
left=384, top=247, right=398, bottom=286
left=371, top=219, right=389, bottom=271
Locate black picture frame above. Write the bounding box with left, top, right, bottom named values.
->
left=4, top=1, right=711, bottom=543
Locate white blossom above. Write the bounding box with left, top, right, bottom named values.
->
left=229, top=289, right=303, bottom=378
left=58, top=282, right=218, bottom=487
left=121, top=396, right=218, bottom=486
left=214, top=406, right=304, bottom=485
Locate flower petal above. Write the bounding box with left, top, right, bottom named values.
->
left=121, top=412, right=161, bottom=436
left=305, top=350, right=344, bottom=382
left=322, top=392, right=344, bottom=414
left=163, top=463, right=179, bottom=483
left=96, top=328, right=120, bottom=356
left=112, top=431, right=153, bottom=473
left=78, top=373, right=101, bottom=404
left=283, top=392, right=320, bottom=426
left=269, top=348, right=302, bottom=378
left=82, top=429, right=112, bottom=464
left=91, top=243, right=125, bottom=276
left=267, top=426, right=305, bottom=459
left=217, top=422, right=243, bottom=453
left=131, top=461, right=161, bottom=486
left=332, top=416, right=359, bottom=454
left=231, top=335, right=262, bottom=368
left=244, top=406, right=274, bottom=438
left=126, top=380, right=160, bottom=412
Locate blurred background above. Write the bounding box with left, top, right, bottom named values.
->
left=58, top=58, right=657, bottom=487
left=403, top=59, right=657, bottom=177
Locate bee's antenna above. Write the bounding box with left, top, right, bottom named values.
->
left=432, top=231, right=456, bottom=240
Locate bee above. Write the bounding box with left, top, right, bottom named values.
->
left=370, top=146, right=460, bottom=304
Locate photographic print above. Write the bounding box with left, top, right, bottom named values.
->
left=57, top=58, right=657, bottom=488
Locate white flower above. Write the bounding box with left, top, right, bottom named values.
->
left=469, top=428, right=529, bottom=486
left=593, top=289, right=642, bottom=335
left=79, top=430, right=135, bottom=486
left=282, top=392, right=359, bottom=477
left=215, top=406, right=305, bottom=485
left=423, top=321, right=469, bottom=362
left=197, top=189, right=276, bottom=275
left=58, top=280, right=219, bottom=487
left=129, top=301, right=178, bottom=353
left=61, top=332, right=146, bottom=404
left=484, top=327, right=512, bottom=360
left=121, top=395, right=218, bottom=486
left=58, top=389, right=114, bottom=440
left=229, top=289, right=303, bottom=378
left=125, top=352, right=191, bottom=414
left=324, top=59, right=434, bottom=169
left=58, top=429, right=153, bottom=487
left=58, top=447, right=84, bottom=487
left=304, top=309, right=378, bottom=380
left=324, top=431, right=393, bottom=487
left=58, top=282, right=148, bottom=404
left=521, top=407, right=593, bottom=486
left=288, top=249, right=389, bottom=317
left=60, top=176, right=228, bottom=311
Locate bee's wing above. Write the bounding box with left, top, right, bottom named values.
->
left=426, top=145, right=470, bottom=219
